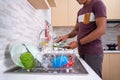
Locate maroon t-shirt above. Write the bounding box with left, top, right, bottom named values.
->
left=77, top=0, right=106, bottom=55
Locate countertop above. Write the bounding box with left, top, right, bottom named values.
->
left=104, top=50, right=120, bottom=53
left=0, top=57, right=101, bottom=80
left=0, top=50, right=120, bottom=80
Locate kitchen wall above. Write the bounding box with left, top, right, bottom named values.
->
left=0, top=0, right=51, bottom=60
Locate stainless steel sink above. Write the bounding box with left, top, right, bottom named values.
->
left=5, top=54, right=88, bottom=75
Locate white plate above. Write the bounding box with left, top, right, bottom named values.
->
left=9, top=43, right=42, bottom=67
left=25, top=43, right=42, bottom=63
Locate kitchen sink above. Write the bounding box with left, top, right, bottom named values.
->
left=5, top=54, right=88, bottom=75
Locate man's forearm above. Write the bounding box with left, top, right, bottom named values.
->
left=67, top=30, right=78, bottom=38
left=67, top=23, right=79, bottom=38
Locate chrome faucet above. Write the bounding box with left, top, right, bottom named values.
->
left=38, top=20, right=53, bottom=50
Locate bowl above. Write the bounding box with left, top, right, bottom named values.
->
left=9, top=43, right=42, bottom=68
left=51, top=55, right=69, bottom=68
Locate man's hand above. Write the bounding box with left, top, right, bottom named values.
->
left=54, top=23, right=79, bottom=43
left=54, top=35, right=69, bottom=43
left=63, top=41, right=78, bottom=49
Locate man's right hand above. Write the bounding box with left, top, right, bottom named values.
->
left=54, top=35, right=69, bottom=43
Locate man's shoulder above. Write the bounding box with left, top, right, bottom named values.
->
left=92, top=0, right=104, bottom=5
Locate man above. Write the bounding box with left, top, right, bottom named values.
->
left=55, top=0, right=106, bottom=78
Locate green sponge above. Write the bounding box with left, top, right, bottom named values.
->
left=20, top=52, right=36, bottom=70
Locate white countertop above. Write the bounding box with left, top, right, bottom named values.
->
left=104, top=50, right=120, bottom=53
left=0, top=57, right=101, bottom=80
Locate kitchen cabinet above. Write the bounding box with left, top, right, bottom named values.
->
left=103, top=0, right=120, bottom=19
left=109, top=53, right=120, bottom=80
left=102, top=54, right=110, bottom=80
left=51, top=0, right=81, bottom=26
left=28, top=0, right=56, bottom=9
left=51, top=0, right=68, bottom=26
left=47, top=0, right=56, bottom=7
left=67, top=0, right=81, bottom=26
left=102, top=53, right=120, bottom=80
left=28, top=0, right=49, bottom=9
left=52, top=0, right=120, bottom=26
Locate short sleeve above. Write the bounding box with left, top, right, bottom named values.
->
left=92, top=1, right=107, bottom=18
left=76, top=12, right=79, bottom=23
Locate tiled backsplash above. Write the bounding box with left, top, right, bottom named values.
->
left=102, top=23, right=120, bottom=49
left=0, top=0, right=51, bottom=60
left=53, top=23, right=120, bottom=50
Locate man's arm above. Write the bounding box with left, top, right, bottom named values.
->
left=55, top=23, right=79, bottom=42
left=67, top=23, right=79, bottom=38
left=79, top=17, right=106, bottom=45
